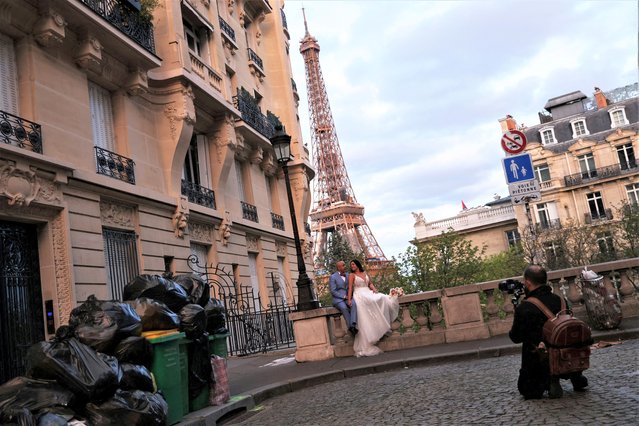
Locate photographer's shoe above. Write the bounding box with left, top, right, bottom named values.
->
left=571, top=375, right=588, bottom=392
left=548, top=378, right=563, bottom=399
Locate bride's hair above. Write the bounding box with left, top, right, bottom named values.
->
left=351, top=259, right=365, bottom=272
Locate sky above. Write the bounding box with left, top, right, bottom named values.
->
left=283, top=0, right=638, bottom=260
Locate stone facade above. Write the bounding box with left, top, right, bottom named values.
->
left=0, top=0, right=311, bottom=342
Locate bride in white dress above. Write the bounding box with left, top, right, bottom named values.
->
left=347, top=260, right=400, bottom=357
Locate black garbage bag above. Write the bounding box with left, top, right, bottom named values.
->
left=69, top=295, right=142, bottom=352
left=118, top=364, right=154, bottom=393
left=85, top=389, right=168, bottom=426
left=179, top=304, right=207, bottom=339
left=26, top=329, right=119, bottom=402
left=125, top=297, right=180, bottom=331
left=0, top=377, right=74, bottom=419
left=0, top=407, right=35, bottom=426
left=172, top=273, right=211, bottom=307
left=124, top=275, right=189, bottom=313
left=187, top=334, right=212, bottom=399
left=204, top=299, right=228, bottom=335
left=112, top=336, right=153, bottom=369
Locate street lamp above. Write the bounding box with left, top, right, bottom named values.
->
left=270, top=125, right=320, bottom=311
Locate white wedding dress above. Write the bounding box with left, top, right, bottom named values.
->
left=352, top=274, right=400, bottom=357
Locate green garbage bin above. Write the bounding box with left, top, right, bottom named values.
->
left=146, top=331, right=187, bottom=425
left=184, top=337, right=211, bottom=413
left=209, top=333, right=230, bottom=358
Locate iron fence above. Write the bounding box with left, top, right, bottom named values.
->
left=0, top=110, right=42, bottom=153
left=188, top=255, right=296, bottom=356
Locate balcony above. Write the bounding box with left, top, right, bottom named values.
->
left=247, top=47, right=265, bottom=77
left=271, top=212, right=284, bottom=230
left=233, top=88, right=281, bottom=139
left=280, top=8, right=288, bottom=34
left=189, top=53, right=223, bottom=93
left=219, top=17, right=235, bottom=42
left=95, top=146, right=135, bottom=184
left=540, top=180, right=554, bottom=190
left=535, top=218, right=561, bottom=232
left=0, top=110, right=42, bottom=154
left=564, top=162, right=638, bottom=187
left=78, top=0, right=155, bottom=54
left=305, top=222, right=311, bottom=235
left=241, top=201, right=259, bottom=222
left=181, top=179, right=216, bottom=209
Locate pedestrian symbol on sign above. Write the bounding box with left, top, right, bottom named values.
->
left=502, top=153, right=534, bottom=184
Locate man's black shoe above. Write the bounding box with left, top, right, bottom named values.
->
left=571, top=375, right=588, bottom=392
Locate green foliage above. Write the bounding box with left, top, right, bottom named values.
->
left=616, top=201, right=639, bottom=258
left=140, top=0, right=160, bottom=22
left=477, top=246, right=527, bottom=282
left=314, top=231, right=364, bottom=274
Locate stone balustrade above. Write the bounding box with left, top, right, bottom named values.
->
left=290, top=258, right=639, bottom=361
left=189, top=53, right=223, bottom=93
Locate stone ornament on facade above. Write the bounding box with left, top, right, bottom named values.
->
left=261, top=151, right=276, bottom=176
left=190, top=221, right=213, bottom=243
left=246, top=233, right=259, bottom=252
left=75, top=36, right=103, bottom=72
left=34, top=9, right=67, bottom=48
left=276, top=242, right=287, bottom=257
left=412, top=212, right=426, bottom=226
left=250, top=146, right=263, bottom=165
left=172, top=197, right=189, bottom=238
left=126, top=68, right=149, bottom=96
left=52, top=212, right=74, bottom=327
left=219, top=210, right=232, bottom=246
left=100, top=201, right=135, bottom=229
left=227, top=0, right=235, bottom=14
left=0, top=165, right=40, bottom=206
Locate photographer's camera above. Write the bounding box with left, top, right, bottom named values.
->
left=498, top=279, right=525, bottom=306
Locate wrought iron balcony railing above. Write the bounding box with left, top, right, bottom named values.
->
left=271, top=212, right=284, bottom=230
left=78, top=0, right=155, bottom=54
left=233, top=88, right=280, bottom=138
left=241, top=201, right=259, bottom=222
left=181, top=179, right=216, bottom=209
left=0, top=110, right=42, bottom=154
left=95, top=146, right=135, bottom=184
left=219, top=16, right=235, bottom=42
left=280, top=8, right=288, bottom=30
left=291, top=78, right=297, bottom=93
left=535, top=218, right=561, bottom=232
left=304, top=222, right=311, bottom=235
left=564, top=162, right=638, bottom=187
left=247, top=48, right=264, bottom=71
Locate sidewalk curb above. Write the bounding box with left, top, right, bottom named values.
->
left=179, top=327, right=639, bottom=425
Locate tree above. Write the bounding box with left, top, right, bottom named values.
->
left=478, top=246, right=527, bottom=282
left=615, top=201, right=639, bottom=258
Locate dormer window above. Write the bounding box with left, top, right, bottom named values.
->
left=609, top=106, right=629, bottom=128
left=569, top=117, right=589, bottom=138
left=539, top=126, right=556, bottom=145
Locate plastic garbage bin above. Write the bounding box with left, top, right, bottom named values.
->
left=208, top=333, right=230, bottom=358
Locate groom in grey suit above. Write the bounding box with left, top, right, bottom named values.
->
left=329, top=260, right=357, bottom=335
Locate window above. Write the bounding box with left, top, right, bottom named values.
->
left=276, top=256, right=288, bottom=305
left=578, top=153, right=597, bottom=179
left=536, top=203, right=550, bottom=227
left=596, top=232, right=615, bottom=260
left=544, top=241, right=565, bottom=269
left=183, top=19, right=202, bottom=56
left=627, top=183, right=639, bottom=204
left=103, top=228, right=139, bottom=301
left=190, top=243, right=209, bottom=267
left=570, top=118, right=589, bottom=138
left=609, top=107, right=629, bottom=128
left=184, top=135, right=201, bottom=185
left=534, top=164, right=551, bottom=182
left=248, top=252, right=261, bottom=310
left=235, top=160, right=246, bottom=201
left=505, top=229, right=520, bottom=248
left=586, top=191, right=606, bottom=220
left=0, top=33, right=18, bottom=114
left=539, top=127, right=556, bottom=145
left=265, top=175, right=272, bottom=209
left=88, top=81, right=115, bottom=150
left=617, top=143, right=637, bottom=171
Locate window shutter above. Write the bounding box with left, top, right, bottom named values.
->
left=88, top=81, right=115, bottom=150
left=0, top=33, right=18, bottom=114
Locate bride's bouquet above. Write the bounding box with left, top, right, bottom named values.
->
left=389, top=287, right=405, bottom=298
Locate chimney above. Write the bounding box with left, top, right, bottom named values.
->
left=594, top=87, right=609, bottom=109
left=498, top=115, right=517, bottom=133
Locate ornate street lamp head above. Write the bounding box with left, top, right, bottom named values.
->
left=270, top=125, right=293, bottom=164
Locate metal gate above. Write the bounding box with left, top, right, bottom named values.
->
left=187, top=255, right=296, bottom=356
left=0, top=221, right=45, bottom=383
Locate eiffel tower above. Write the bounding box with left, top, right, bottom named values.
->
left=299, top=12, right=387, bottom=268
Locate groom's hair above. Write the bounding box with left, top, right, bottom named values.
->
left=351, top=259, right=365, bottom=272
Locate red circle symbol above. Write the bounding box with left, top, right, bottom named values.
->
left=501, top=130, right=527, bottom=154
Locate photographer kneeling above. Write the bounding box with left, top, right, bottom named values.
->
left=507, top=264, right=588, bottom=399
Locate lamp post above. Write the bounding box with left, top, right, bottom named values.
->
left=270, top=125, right=320, bottom=311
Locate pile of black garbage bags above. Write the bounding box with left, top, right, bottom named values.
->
left=0, top=273, right=227, bottom=426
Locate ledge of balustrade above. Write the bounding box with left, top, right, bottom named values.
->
left=290, top=260, right=639, bottom=362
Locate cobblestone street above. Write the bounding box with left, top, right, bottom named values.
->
left=229, top=339, right=639, bottom=425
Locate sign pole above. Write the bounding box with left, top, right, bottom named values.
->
left=523, top=197, right=537, bottom=264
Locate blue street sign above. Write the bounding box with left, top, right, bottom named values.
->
left=502, top=153, right=534, bottom=184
